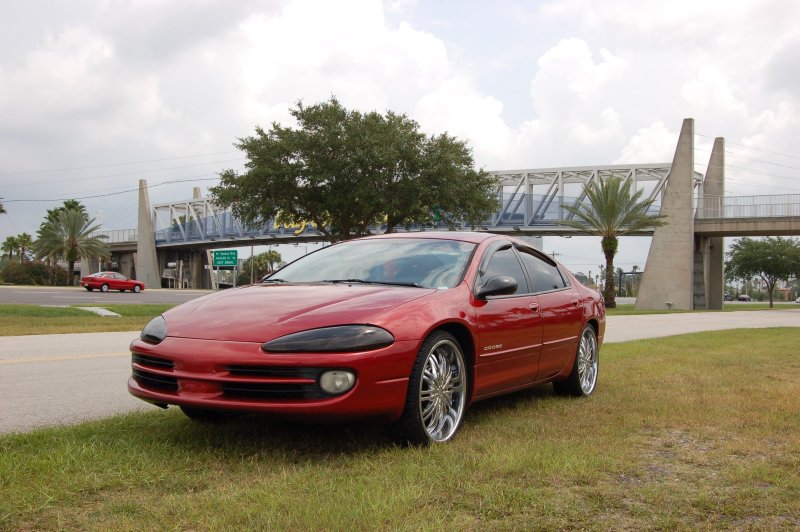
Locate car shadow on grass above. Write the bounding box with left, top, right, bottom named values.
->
left=139, top=383, right=562, bottom=456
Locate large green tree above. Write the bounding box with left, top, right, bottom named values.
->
left=725, top=237, right=800, bottom=308
left=558, top=176, right=666, bottom=308
left=34, top=209, right=110, bottom=285
left=211, top=97, right=497, bottom=243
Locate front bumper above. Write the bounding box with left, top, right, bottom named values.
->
left=128, top=336, right=419, bottom=423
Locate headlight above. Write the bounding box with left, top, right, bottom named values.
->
left=262, top=325, right=394, bottom=353
left=141, top=316, right=167, bottom=344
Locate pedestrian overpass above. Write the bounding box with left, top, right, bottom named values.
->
left=94, top=119, right=800, bottom=310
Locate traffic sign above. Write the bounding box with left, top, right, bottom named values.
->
left=212, top=249, right=238, bottom=267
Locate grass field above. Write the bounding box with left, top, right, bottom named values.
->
left=1, top=328, right=798, bottom=530
left=0, top=304, right=173, bottom=335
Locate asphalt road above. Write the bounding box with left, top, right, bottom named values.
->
left=1, top=309, right=798, bottom=434
left=0, top=285, right=214, bottom=306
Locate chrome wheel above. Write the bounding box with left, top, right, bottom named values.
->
left=577, top=327, right=598, bottom=394
left=418, top=338, right=467, bottom=442
left=554, top=324, right=599, bottom=397
left=397, top=331, right=469, bottom=445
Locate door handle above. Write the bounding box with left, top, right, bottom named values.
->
left=529, top=303, right=540, bottom=313
left=571, top=298, right=579, bottom=307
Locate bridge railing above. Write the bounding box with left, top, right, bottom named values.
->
left=90, top=229, right=138, bottom=243
left=150, top=193, right=665, bottom=244
left=697, top=194, right=800, bottom=219
left=493, top=192, right=661, bottom=226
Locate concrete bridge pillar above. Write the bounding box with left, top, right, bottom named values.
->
left=136, top=179, right=161, bottom=288
left=700, top=138, right=725, bottom=310
left=636, top=119, right=696, bottom=310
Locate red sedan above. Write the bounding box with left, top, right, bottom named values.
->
left=129, top=232, right=605, bottom=444
left=81, top=271, right=145, bottom=293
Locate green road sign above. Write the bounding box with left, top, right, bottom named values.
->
left=212, top=249, right=238, bottom=267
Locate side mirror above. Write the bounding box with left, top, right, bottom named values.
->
left=476, top=275, right=518, bottom=299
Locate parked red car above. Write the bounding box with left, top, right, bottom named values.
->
left=81, top=271, right=145, bottom=293
left=129, top=232, right=605, bottom=444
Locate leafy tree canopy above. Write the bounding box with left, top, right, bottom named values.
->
left=558, top=176, right=666, bottom=308
left=725, top=237, right=800, bottom=308
left=211, top=97, right=497, bottom=242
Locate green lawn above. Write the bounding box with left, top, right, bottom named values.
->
left=0, top=304, right=173, bottom=335
left=1, top=328, right=798, bottom=530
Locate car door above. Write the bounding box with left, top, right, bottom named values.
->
left=516, top=248, right=584, bottom=380
left=115, top=273, right=131, bottom=290
left=109, top=272, right=126, bottom=290
left=472, top=242, right=543, bottom=398
left=98, top=273, right=113, bottom=289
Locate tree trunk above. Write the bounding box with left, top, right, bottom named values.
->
left=601, top=236, right=618, bottom=308
left=68, top=260, right=76, bottom=286
left=767, top=279, right=774, bottom=308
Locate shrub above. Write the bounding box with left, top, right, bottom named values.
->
left=0, top=261, right=70, bottom=285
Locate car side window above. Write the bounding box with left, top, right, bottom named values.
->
left=518, top=249, right=566, bottom=293
left=482, top=247, right=529, bottom=294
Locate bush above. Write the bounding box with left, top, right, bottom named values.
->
left=0, top=261, right=70, bottom=285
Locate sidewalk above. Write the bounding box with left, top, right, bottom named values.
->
left=604, top=308, right=800, bottom=343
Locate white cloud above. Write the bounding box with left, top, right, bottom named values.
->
left=615, top=121, right=676, bottom=164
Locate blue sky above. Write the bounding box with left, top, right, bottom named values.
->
left=1, top=0, right=798, bottom=270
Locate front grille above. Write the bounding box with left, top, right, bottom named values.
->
left=132, top=362, right=350, bottom=401
left=223, top=365, right=324, bottom=399
left=132, top=353, right=174, bottom=370
left=226, top=365, right=319, bottom=379
left=133, top=369, right=178, bottom=392
left=221, top=381, right=323, bottom=400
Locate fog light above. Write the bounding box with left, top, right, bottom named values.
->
left=319, top=370, right=356, bottom=395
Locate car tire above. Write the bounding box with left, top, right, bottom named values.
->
left=133, top=285, right=141, bottom=293
left=100, top=284, right=109, bottom=292
left=179, top=406, right=237, bottom=423
left=554, top=324, right=599, bottom=397
left=396, top=330, right=468, bottom=445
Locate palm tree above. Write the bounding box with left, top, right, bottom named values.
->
left=16, top=233, right=33, bottom=262
left=35, top=210, right=110, bottom=285
left=559, top=176, right=666, bottom=308
left=2, top=235, right=18, bottom=261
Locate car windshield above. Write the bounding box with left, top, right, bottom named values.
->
left=266, top=238, right=476, bottom=289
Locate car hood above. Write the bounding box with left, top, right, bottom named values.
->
left=162, top=283, right=436, bottom=342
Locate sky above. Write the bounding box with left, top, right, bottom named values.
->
left=1, top=0, right=799, bottom=270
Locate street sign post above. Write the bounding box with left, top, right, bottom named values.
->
left=212, top=250, right=238, bottom=267
left=212, top=250, right=239, bottom=288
